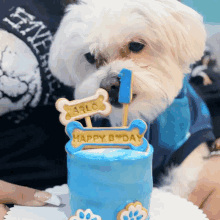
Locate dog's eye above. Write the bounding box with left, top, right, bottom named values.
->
left=84, top=52, right=96, bottom=64
left=129, top=42, right=145, bottom=53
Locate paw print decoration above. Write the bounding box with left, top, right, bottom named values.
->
left=117, top=201, right=148, bottom=220
left=69, top=209, right=102, bottom=220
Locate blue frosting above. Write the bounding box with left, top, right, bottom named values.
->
left=118, top=68, right=133, bottom=104
left=67, top=147, right=153, bottom=220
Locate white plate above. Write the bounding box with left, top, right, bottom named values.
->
left=4, top=184, right=208, bottom=220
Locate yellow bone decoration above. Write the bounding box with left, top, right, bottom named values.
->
left=65, top=120, right=148, bottom=153
left=63, top=95, right=105, bottom=120
left=56, top=88, right=112, bottom=126
left=71, top=128, right=143, bottom=148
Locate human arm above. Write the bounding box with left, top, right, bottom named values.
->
left=0, top=180, right=61, bottom=220
left=188, top=138, right=220, bottom=220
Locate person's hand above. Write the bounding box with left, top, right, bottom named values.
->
left=0, top=180, right=62, bottom=220
left=188, top=156, right=220, bottom=220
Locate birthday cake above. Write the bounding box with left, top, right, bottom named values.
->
left=56, top=69, right=154, bottom=220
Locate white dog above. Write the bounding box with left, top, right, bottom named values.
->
left=49, top=0, right=211, bottom=200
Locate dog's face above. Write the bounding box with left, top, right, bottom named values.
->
left=49, top=0, right=206, bottom=126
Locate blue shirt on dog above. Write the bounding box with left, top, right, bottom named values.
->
left=93, top=76, right=215, bottom=184
left=150, top=76, right=215, bottom=184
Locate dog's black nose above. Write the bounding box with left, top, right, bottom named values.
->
left=100, top=76, right=123, bottom=108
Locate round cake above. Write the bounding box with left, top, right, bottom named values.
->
left=56, top=68, right=154, bottom=220
left=67, top=146, right=154, bottom=220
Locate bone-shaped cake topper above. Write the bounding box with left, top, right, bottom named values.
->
left=56, top=88, right=112, bottom=126
left=65, top=119, right=148, bottom=154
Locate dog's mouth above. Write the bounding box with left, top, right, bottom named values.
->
left=100, top=75, right=137, bottom=108
left=108, top=87, right=137, bottom=108
left=108, top=85, right=123, bottom=108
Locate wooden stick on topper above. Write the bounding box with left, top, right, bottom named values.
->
left=55, top=88, right=112, bottom=127
left=118, top=69, right=133, bottom=127
left=85, top=117, right=92, bottom=128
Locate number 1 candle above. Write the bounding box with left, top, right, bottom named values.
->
left=118, top=68, right=133, bottom=127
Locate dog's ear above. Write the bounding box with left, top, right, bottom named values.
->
left=165, top=1, right=206, bottom=70
left=49, top=23, right=74, bottom=87
left=147, top=0, right=206, bottom=72
left=49, top=4, right=87, bottom=87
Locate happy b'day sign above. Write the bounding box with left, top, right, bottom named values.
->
left=56, top=68, right=149, bottom=153
left=65, top=119, right=148, bottom=154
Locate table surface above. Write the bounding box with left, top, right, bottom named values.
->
left=4, top=184, right=208, bottom=220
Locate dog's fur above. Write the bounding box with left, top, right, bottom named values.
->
left=49, top=0, right=209, bottom=198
